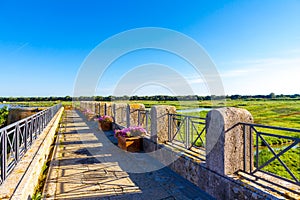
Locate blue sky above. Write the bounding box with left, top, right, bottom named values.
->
left=0, top=0, right=299, bottom=97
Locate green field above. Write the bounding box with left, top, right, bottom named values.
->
left=131, top=99, right=300, bottom=182
left=129, top=99, right=300, bottom=128
left=2, top=99, right=300, bottom=129
left=0, top=106, right=9, bottom=127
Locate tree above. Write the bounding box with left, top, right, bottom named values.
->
left=268, top=93, right=275, bottom=99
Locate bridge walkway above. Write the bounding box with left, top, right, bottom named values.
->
left=43, top=110, right=214, bottom=200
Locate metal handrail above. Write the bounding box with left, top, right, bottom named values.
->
left=168, top=113, right=206, bottom=149
left=240, top=122, right=300, bottom=185
left=135, top=109, right=151, bottom=134
left=0, top=104, right=62, bottom=184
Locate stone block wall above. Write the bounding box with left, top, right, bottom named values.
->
left=206, top=107, right=253, bottom=175
left=99, top=102, right=105, bottom=116
left=7, top=108, right=42, bottom=125
left=112, top=103, right=128, bottom=127
left=150, top=105, right=176, bottom=143
left=129, top=103, right=145, bottom=127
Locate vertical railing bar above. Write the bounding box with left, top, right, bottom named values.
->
left=138, top=110, right=141, bottom=126
left=190, top=120, right=193, bottom=148
left=15, top=125, right=20, bottom=162
left=29, top=117, right=33, bottom=145
left=24, top=120, right=28, bottom=151
left=1, top=130, right=7, bottom=182
left=256, top=131, right=259, bottom=170
left=185, top=116, right=189, bottom=148
left=168, top=114, right=171, bottom=141
left=243, top=124, right=246, bottom=171
left=98, top=103, right=100, bottom=116
left=146, top=111, right=149, bottom=133
left=250, top=126, right=253, bottom=172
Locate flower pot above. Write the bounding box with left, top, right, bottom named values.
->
left=117, top=136, right=142, bottom=152
left=87, top=114, right=95, bottom=121
left=98, top=121, right=112, bottom=131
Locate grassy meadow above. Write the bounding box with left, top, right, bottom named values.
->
left=2, top=99, right=300, bottom=129
left=130, top=99, right=300, bottom=129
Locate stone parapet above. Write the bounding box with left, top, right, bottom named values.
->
left=112, top=103, right=129, bottom=127
left=206, top=107, right=253, bottom=175
left=129, top=103, right=145, bottom=127
left=150, top=105, right=176, bottom=143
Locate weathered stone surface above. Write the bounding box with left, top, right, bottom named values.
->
left=87, top=101, right=94, bottom=112
left=99, top=102, right=106, bottom=116
left=7, top=108, right=42, bottom=124
left=129, top=103, right=145, bottom=127
left=43, top=110, right=213, bottom=200
left=94, top=102, right=100, bottom=115
left=150, top=105, right=176, bottom=143
left=206, top=107, right=253, bottom=175
left=92, top=101, right=98, bottom=113
left=112, top=103, right=128, bottom=127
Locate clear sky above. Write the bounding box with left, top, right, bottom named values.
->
left=0, top=0, right=299, bottom=97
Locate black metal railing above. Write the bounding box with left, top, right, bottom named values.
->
left=114, top=106, right=129, bottom=128
left=241, top=122, right=300, bottom=185
left=168, top=113, right=206, bottom=149
left=0, top=104, right=62, bottom=185
left=130, top=109, right=151, bottom=135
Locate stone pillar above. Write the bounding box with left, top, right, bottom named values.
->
left=80, top=101, right=85, bottom=111
left=99, top=102, right=105, bottom=116
left=88, top=102, right=94, bottom=112
left=91, top=102, right=95, bottom=113
left=150, top=105, right=176, bottom=143
left=84, top=102, right=87, bottom=111
left=112, top=103, right=129, bottom=127
left=95, top=102, right=100, bottom=116
left=129, top=103, right=146, bottom=127
left=206, top=107, right=253, bottom=175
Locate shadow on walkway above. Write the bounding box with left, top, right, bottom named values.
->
left=43, top=110, right=214, bottom=200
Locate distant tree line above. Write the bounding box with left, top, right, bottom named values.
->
left=0, top=93, right=299, bottom=102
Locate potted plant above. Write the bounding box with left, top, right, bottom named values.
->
left=95, top=115, right=113, bottom=131
left=114, top=126, right=146, bottom=152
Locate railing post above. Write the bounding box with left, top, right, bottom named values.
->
left=151, top=105, right=176, bottom=143
left=138, top=110, right=141, bottom=126
left=145, top=111, right=149, bottom=133
left=249, top=126, right=253, bottom=172
left=29, top=117, right=33, bottom=145
left=1, top=130, right=7, bottom=182
left=168, top=114, right=171, bottom=141
left=206, top=107, right=253, bottom=175
left=243, top=124, right=246, bottom=171
left=185, top=116, right=190, bottom=148
left=24, top=120, right=28, bottom=151
left=126, top=105, right=130, bottom=127
left=256, top=131, right=259, bottom=170
left=128, top=104, right=145, bottom=127
left=15, top=126, right=20, bottom=162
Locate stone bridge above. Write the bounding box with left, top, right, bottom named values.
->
left=0, top=102, right=299, bottom=200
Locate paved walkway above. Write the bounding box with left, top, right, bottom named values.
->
left=43, top=110, right=214, bottom=200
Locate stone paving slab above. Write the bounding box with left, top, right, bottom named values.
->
left=43, top=110, right=214, bottom=200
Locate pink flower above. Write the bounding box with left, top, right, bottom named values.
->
left=114, top=126, right=146, bottom=138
